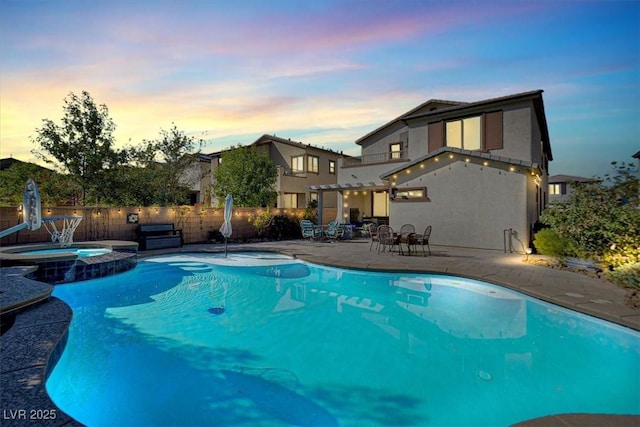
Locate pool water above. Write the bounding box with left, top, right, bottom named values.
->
left=20, top=247, right=112, bottom=257
left=47, top=252, right=640, bottom=426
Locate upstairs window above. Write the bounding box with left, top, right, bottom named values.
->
left=549, top=183, right=564, bottom=195
left=390, top=143, right=402, bottom=159
left=329, top=160, right=335, bottom=174
left=307, top=155, right=319, bottom=173
left=446, top=116, right=481, bottom=150
left=292, top=155, right=304, bottom=172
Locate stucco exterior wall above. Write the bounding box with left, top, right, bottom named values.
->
left=337, top=158, right=393, bottom=186
left=360, top=126, right=406, bottom=158
left=389, top=162, right=528, bottom=250
left=489, top=103, right=533, bottom=161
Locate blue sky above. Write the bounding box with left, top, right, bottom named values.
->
left=1, top=0, right=638, bottom=179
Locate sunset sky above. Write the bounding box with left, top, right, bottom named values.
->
left=1, top=0, right=638, bottom=179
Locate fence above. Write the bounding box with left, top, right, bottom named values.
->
left=0, top=206, right=338, bottom=246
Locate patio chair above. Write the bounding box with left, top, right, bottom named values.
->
left=367, top=223, right=379, bottom=251
left=399, top=224, right=415, bottom=235
left=299, top=220, right=321, bottom=241
left=324, top=221, right=345, bottom=240
left=416, top=225, right=432, bottom=256
left=377, top=225, right=399, bottom=254
left=399, top=224, right=416, bottom=254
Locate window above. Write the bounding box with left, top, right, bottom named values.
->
left=282, top=193, right=298, bottom=208
left=307, top=155, right=319, bottom=173
left=310, top=192, right=318, bottom=202
left=390, top=187, right=428, bottom=202
left=549, top=184, right=563, bottom=195
left=446, top=116, right=481, bottom=150
left=291, top=155, right=304, bottom=172
left=373, top=191, right=389, bottom=216
left=390, top=143, right=402, bottom=160
left=329, top=160, right=335, bottom=174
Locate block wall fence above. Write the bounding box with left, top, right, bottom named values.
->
left=0, top=206, right=338, bottom=246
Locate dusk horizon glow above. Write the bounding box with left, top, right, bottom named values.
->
left=1, top=0, right=638, bottom=179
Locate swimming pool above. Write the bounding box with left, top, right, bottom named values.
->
left=46, top=252, right=640, bottom=426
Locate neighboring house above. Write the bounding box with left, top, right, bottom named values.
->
left=182, top=153, right=213, bottom=205
left=548, top=174, right=599, bottom=203
left=311, top=90, right=552, bottom=251
left=0, top=157, right=25, bottom=171
left=209, top=134, right=343, bottom=208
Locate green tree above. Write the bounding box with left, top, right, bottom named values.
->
left=0, top=161, right=79, bottom=206
left=539, top=161, right=639, bottom=267
left=129, top=124, right=203, bottom=206
left=31, top=91, right=124, bottom=205
left=213, top=146, right=277, bottom=207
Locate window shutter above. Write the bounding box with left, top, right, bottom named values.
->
left=484, top=111, right=503, bottom=151
left=428, top=121, right=444, bottom=152
left=400, top=131, right=409, bottom=154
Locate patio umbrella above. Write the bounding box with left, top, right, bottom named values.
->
left=220, top=194, right=233, bottom=257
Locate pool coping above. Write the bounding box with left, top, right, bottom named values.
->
left=1, top=240, right=638, bottom=426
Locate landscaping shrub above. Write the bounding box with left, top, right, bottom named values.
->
left=266, top=215, right=301, bottom=240
left=248, top=210, right=273, bottom=238
left=533, top=228, right=572, bottom=258
left=606, top=262, right=640, bottom=290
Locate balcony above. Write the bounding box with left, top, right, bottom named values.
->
left=342, top=150, right=408, bottom=167
left=281, top=168, right=307, bottom=178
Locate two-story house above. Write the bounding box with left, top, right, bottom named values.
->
left=548, top=174, right=599, bottom=203
left=311, top=90, right=552, bottom=250
left=209, top=134, right=343, bottom=209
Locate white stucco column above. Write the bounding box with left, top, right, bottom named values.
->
left=336, top=191, right=344, bottom=222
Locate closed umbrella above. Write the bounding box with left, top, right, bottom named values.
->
left=220, top=194, right=233, bottom=257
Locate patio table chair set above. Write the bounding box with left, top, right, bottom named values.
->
left=373, top=223, right=431, bottom=256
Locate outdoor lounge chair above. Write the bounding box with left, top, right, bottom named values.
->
left=324, top=221, right=345, bottom=240
left=300, top=220, right=322, bottom=241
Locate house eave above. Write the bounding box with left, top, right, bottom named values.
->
left=380, top=147, right=541, bottom=182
